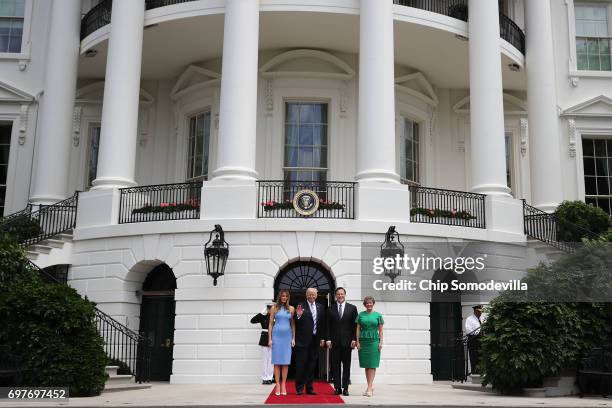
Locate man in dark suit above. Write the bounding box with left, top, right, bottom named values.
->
left=294, top=287, right=326, bottom=395
left=326, top=287, right=357, bottom=396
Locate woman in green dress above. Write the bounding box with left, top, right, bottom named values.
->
left=355, top=296, right=384, bottom=397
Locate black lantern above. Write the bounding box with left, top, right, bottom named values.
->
left=380, top=226, right=404, bottom=283
left=204, top=224, right=229, bottom=286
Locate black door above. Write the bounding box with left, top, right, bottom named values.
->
left=430, top=302, right=462, bottom=381
left=140, top=295, right=175, bottom=381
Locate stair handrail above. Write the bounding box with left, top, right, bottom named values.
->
left=522, top=199, right=605, bottom=253
left=0, top=192, right=79, bottom=248
left=27, top=260, right=152, bottom=383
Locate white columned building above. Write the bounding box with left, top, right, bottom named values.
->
left=525, top=0, right=564, bottom=212
left=29, top=0, right=81, bottom=204
left=356, top=0, right=409, bottom=222
left=92, top=0, right=145, bottom=190
left=213, top=0, right=260, bottom=181
left=201, top=0, right=261, bottom=219
left=467, top=0, right=510, bottom=197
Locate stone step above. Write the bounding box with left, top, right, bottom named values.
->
left=452, top=382, right=496, bottom=393
left=26, top=251, right=39, bottom=260
left=103, top=383, right=151, bottom=393
left=106, top=374, right=133, bottom=385
left=105, top=366, right=119, bottom=377
left=40, top=238, right=64, bottom=249
left=57, top=232, right=73, bottom=242
left=30, top=245, right=52, bottom=254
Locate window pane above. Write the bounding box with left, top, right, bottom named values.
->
left=312, top=126, right=327, bottom=146
left=595, top=139, right=607, bottom=156
left=299, top=125, right=313, bottom=145
left=0, top=0, right=25, bottom=17
left=286, top=104, right=300, bottom=124
left=187, top=111, right=211, bottom=179
left=0, top=165, right=7, bottom=182
left=584, top=157, right=595, bottom=176
left=285, top=125, right=298, bottom=145
left=285, top=146, right=298, bottom=167
left=0, top=145, right=9, bottom=165
left=577, top=53, right=589, bottom=70
left=298, top=146, right=314, bottom=167
left=596, top=157, right=607, bottom=176
left=597, top=177, right=609, bottom=195
left=583, top=139, right=595, bottom=156
left=598, top=197, right=611, bottom=214
left=601, top=55, right=611, bottom=71
left=88, top=126, right=101, bottom=186
left=585, top=176, right=597, bottom=195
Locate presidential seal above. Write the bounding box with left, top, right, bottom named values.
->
left=293, top=189, right=320, bottom=216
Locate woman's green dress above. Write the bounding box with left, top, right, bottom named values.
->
left=356, top=311, right=384, bottom=368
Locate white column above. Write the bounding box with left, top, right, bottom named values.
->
left=92, top=0, right=145, bottom=189
left=468, top=0, right=510, bottom=196
left=213, top=0, right=260, bottom=180
left=525, top=0, right=563, bottom=212
left=356, top=0, right=398, bottom=183
left=30, top=0, right=81, bottom=204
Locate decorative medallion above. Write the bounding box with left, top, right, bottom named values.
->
left=293, top=189, right=320, bottom=216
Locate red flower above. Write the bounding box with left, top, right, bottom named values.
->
left=160, top=203, right=169, bottom=208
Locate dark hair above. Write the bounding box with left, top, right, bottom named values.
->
left=275, top=289, right=291, bottom=311
left=335, top=287, right=346, bottom=295
left=363, top=296, right=375, bottom=306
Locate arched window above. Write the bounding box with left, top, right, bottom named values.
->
left=275, top=261, right=334, bottom=294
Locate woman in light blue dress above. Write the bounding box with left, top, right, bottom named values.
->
left=268, top=289, right=295, bottom=396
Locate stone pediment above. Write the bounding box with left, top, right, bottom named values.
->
left=453, top=93, right=527, bottom=115
left=561, top=95, right=612, bottom=117
left=260, top=49, right=355, bottom=80
left=395, top=72, right=438, bottom=106
left=0, top=81, right=34, bottom=103
left=76, top=82, right=154, bottom=106
left=170, top=65, right=221, bottom=100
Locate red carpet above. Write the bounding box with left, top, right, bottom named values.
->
left=264, top=380, right=345, bottom=404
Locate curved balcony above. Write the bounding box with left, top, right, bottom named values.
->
left=80, top=0, right=525, bottom=54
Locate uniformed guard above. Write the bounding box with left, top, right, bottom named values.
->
left=464, top=305, right=485, bottom=375
left=251, top=303, right=274, bottom=384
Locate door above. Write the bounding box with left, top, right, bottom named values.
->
left=140, top=295, right=175, bottom=381
left=430, top=302, right=463, bottom=381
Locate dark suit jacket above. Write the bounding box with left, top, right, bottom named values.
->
left=327, top=302, right=358, bottom=347
left=294, top=301, right=326, bottom=347
left=250, top=313, right=270, bottom=347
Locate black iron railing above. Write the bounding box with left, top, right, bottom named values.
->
left=80, top=0, right=112, bottom=40
left=31, top=262, right=152, bottom=383
left=146, top=0, right=197, bottom=10
left=118, top=182, right=203, bottom=224
left=522, top=200, right=602, bottom=253
left=394, top=0, right=526, bottom=53
left=257, top=180, right=356, bottom=219
left=0, top=193, right=79, bottom=247
left=499, top=13, right=525, bottom=53
left=95, top=309, right=152, bottom=383
left=409, top=186, right=486, bottom=228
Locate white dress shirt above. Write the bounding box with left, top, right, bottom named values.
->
left=465, top=314, right=485, bottom=335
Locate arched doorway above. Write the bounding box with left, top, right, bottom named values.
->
left=430, top=269, right=463, bottom=381
left=274, top=261, right=335, bottom=380
left=139, top=264, right=176, bottom=381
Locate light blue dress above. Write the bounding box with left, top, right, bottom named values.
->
left=271, top=307, right=292, bottom=365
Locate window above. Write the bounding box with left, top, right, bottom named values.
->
left=0, top=0, right=24, bottom=53
left=575, top=3, right=611, bottom=71
left=0, top=123, right=10, bottom=216
left=283, top=102, right=328, bottom=184
left=399, top=117, right=420, bottom=185
left=86, top=124, right=101, bottom=188
left=186, top=111, right=211, bottom=180
left=583, top=137, right=612, bottom=214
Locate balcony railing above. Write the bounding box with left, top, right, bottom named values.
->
left=81, top=0, right=525, bottom=54
left=409, top=185, right=486, bottom=228
left=118, top=182, right=202, bottom=224
left=80, top=0, right=111, bottom=40
left=257, top=180, right=356, bottom=219
left=394, top=0, right=526, bottom=53
left=0, top=193, right=79, bottom=247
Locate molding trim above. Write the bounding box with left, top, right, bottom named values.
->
left=265, top=78, right=274, bottom=115
left=260, top=49, right=355, bottom=80
left=72, top=105, right=83, bottom=147
left=453, top=93, right=527, bottom=115
left=561, top=95, right=612, bottom=117
left=568, top=118, right=576, bottom=158
left=520, top=117, right=528, bottom=157
left=170, top=65, right=221, bottom=100
left=18, top=104, right=28, bottom=145
left=76, top=82, right=155, bottom=106
left=394, top=72, right=438, bottom=106
left=0, top=80, right=34, bottom=103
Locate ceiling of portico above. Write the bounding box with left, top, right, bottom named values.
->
left=77, top=11, right=526, bottom=91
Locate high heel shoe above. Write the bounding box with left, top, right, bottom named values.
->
left=274, top=385, right=281, bottom=396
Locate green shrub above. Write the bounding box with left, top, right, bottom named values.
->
left=0, top=215, right=43, bottom=243
left=480, top=242, right=612, bottom=393
left=0, top=232, right=37, bottom=285
left=0, top=280, right=108, bottom=396
left=555, top=200, right=610, bottom=242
